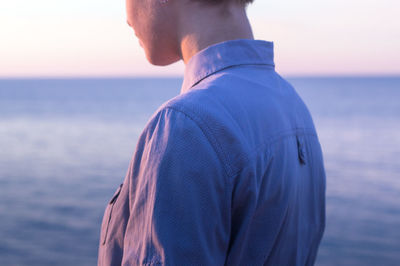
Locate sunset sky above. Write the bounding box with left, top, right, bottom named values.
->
left=0, top=0, right=399, bottom=77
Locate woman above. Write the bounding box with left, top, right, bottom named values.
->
left=98, top=0, right=326, bottom=265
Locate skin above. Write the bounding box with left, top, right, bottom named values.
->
left=126, top=0, right=254, bottom=66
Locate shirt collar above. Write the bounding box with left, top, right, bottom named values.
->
left=180, top=39, right=275, bottom=94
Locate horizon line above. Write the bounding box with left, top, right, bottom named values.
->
left=1, top=74, right=400, bottom=80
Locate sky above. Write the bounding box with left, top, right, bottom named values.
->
left=0, top=0, right=399, bottom=77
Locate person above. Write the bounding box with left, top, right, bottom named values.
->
left=98, top=0, right=326, bottom=265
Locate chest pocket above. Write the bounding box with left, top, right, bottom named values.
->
left=100, top=183, right=123, bottom=245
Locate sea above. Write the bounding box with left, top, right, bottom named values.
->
left=0, top=77, right=399, bottom=265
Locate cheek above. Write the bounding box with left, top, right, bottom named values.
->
left=126, top=0, right=136, bottom=24
left=126, top=0, right=146, bottom=29
left=126, top=1, right=155, bottom=37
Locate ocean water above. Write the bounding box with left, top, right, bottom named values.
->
left=0, top=77, right=399, bottom=265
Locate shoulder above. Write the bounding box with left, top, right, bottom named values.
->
left=134, top=86, right=237, bottom=176
left=144, top=82, right=225, bottom=136
left=141, top=90, right=212, bottom=142
left=151, top=84, right=252, bottom=177
left=129, top=91, right=233, bottom=181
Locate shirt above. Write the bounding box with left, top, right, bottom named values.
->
left=98, top=39, right=326, bottom=266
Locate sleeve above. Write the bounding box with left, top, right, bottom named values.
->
left=122, top=107, right=231, bottom=265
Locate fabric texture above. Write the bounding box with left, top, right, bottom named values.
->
left=98, top=39, right=326, bottom=266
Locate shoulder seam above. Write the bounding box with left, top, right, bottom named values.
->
left=229, top=128, right=317, bottom=177
left=162, top=106, right=233, bottom=179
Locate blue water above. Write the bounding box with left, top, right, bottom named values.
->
left=0, top=77, right=399, bottom=265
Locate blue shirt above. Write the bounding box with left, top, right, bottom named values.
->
left=98, top=39, right=326, bottom=266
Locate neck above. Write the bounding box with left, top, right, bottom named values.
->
left=178, top=4, right=254, bottom=64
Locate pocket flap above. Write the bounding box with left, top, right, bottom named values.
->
left=109, top=183, right=123, bottom=204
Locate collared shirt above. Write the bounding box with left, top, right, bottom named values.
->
left=98, top=39, right=326, bottom=266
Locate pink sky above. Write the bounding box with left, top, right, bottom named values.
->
left=1, top=0, right=399, bottom=77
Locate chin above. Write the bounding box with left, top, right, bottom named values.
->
left=146, top=54, right=180, bottom=66
left=144, top=47, right=181, bottom=66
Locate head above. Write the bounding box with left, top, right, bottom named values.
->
left=126, top=0, right=254, bottom=66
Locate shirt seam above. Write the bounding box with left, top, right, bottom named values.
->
left=229, top=128, right=318, bottom=179
left=185, top=63, right=275, bottom=93
left=163, top=106, right=233, bottom=179
left=161, top=106, right=232, bottom=260
left=163, top=105, right=318, bottom=181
